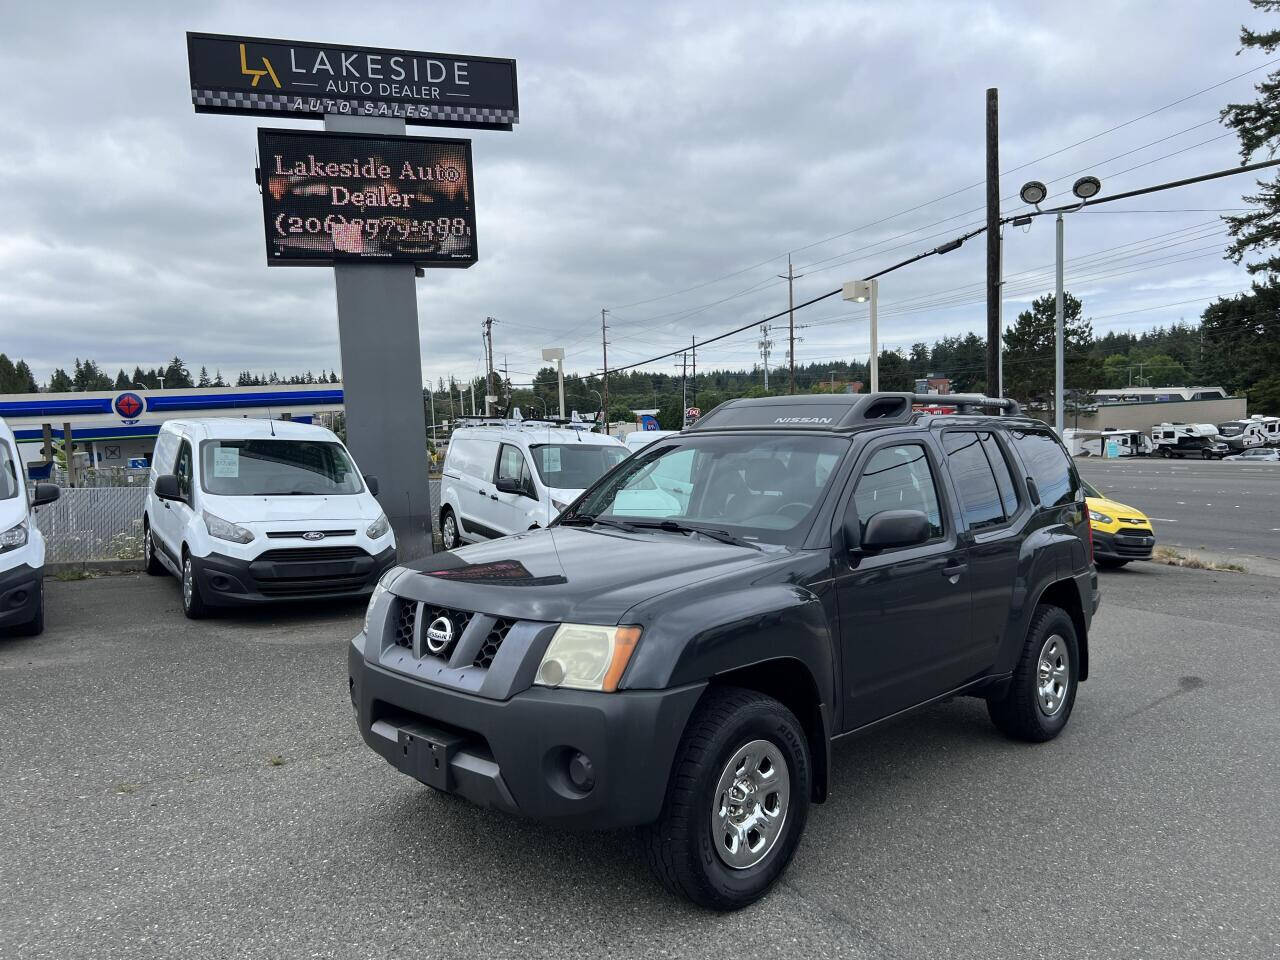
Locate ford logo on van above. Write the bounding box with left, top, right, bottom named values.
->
left=301, top=531, right=326, bottom=541
left=425, top=616, right=454, bottom=655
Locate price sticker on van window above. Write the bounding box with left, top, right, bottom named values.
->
left=213, top=447, right=240, bottom=478
left=542, top=447, right=562, bottom=472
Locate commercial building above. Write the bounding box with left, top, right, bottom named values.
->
left=0, top=384, right=344, bottom=470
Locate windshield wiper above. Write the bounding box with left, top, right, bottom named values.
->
left=626, top=519, right=760, bottom=550
left=559, top=514, right=639, bottom=533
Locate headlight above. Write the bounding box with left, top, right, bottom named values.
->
left=551, top=499, right=570, bottom=513
left=363, top=566, right=403, bottom=635
left=534, top=623, right=642, bottom=692
left=366, top=512, right=390, bottom=539
left=1088, top=509, right=1113, bottom=525
left=0, top=518, right=28, bottom=553
left=201, top=510, right=254, bottom=544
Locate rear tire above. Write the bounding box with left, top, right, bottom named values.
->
left=641, top=687, right=811, bottom=911
left=440, top=508, right=460, bottom=551
left=143, top=521, right=164, bottom=576
left=181, top=551, right=209, bottom=620
left=988, top=605, right=1079, bottom=742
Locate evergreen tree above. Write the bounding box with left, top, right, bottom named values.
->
left=197, top=366, right=211, bottom=387
left=164, top=356, right=193, bottom=388
left=213, top=369, right=226, bottom=387
left=0, top=354, right=17, bottom=393
left=14, top=360, right=37, bottom=393
left=1002, top=292, right=1102, bottom=415
left=48, top=368, right=74, bottom=392
left=114, top=369, right=131, bottom=390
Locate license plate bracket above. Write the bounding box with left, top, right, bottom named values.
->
left=397, top=722, right=465, bottom=790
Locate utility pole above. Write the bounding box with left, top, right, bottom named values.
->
left=482, top=317, right=497, bottom=416
left=779, top=255, right=803, bottom=394
left=501, top=354, right=509, bottom=413
left=428, top=388, right=436, bottom=440
left=985, top=87, right=1002, bottom=399
left=758, top=323, right=772, bottom=390
left=470, top=381, right=476, bottom=419
left=680, top=352, right=689, bottom=426
left=691, top=336, right=696, bottom=414
left=601, top=308, right=609, bottom=433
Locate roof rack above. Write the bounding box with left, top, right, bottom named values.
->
left=686, top=391, right=1022, bottom=433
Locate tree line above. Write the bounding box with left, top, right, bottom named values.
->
left=0, top=354, right=340, bottom=394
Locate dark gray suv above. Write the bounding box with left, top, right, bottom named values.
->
left=349, top=393, right=1099, bottom=909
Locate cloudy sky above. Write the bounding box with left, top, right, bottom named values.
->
left=0, top=0, right=1271, bottom=391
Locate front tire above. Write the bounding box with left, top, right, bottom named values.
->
left=440, top=507, right=460, bottom=551
left=987, top=605, right=1079, bottom=742
left=143, top=521, right=164, bottom=576
left=642, top=687, right=811, bottom=911
left=181, top=551, right=209, bottom=620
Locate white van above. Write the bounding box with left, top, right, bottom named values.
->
left=439, top=419, right=627, bottom=548
left=1, top=417, right=59, bottom=635
left=623, top=429, right=680, bottom=454
left=142, top=419, right=396, bottom=618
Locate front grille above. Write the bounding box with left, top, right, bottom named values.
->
left=266, top=529, right=357, bottom=539
left=1120, top=518, right=1148, bottom=526
left=392, top=599, right=417, bottom=648
left=256, top=546, right=368, bottom=563
left=474, top=618, right=515, bottom=669
left=258, top=575, right=370, bottom=597
left=419, top=606, right=475, bottom=659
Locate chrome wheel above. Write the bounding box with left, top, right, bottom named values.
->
left=144, top=530, right=152, bottom=566
left=182, top=558, right=193, bottom=608
left=711, top=738, right=790, bottom=870
left=442, top=513, right=458, bottom=549
left=1037, top=634, right=1070, bottom=716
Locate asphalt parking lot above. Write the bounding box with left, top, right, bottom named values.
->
left=2, top=565, right=1276, bottom=960
left=1077, top=457, right=1280, bottom=561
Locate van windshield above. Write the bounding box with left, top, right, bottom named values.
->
left=0, top=441, right=19, bottom=500
left=529, top=443, right=628, bottom=490
left=199, top=439, right=363, bottom=496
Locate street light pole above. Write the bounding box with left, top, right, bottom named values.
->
left=542, top=347, right=566, bottom=418
left=1054, top=212, right=1065, bottom=437
left=841, top=278, right=879, bottom=392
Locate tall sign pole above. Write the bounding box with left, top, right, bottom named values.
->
left=985, top=88, right=1001, bottom=398
left=600, top=309, right=609, bottom=432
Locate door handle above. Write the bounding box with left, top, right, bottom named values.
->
left=489, top=494, right=499, bottom=501
left=941, top=560, right=967, bottom=577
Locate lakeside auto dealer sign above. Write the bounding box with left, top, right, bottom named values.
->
left=186, top=33, right=519, bottom=130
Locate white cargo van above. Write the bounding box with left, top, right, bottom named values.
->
left=142, top=418, right=396, bottom=618
left=439, top=418, right=627, bottom=548
left=624, top=429, right=680, bottom=453
left=1, top=417, right=60, bottom=635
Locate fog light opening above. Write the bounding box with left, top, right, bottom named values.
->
left=567, top=751, right=595, bottom=793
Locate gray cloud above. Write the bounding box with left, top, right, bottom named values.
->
left=0, top=0, right=1264, bottom=389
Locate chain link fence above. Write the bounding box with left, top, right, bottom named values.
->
left=33, top=486, right=146, bottom=563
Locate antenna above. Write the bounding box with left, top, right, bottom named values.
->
left=266, top=407, right=276, bottom=437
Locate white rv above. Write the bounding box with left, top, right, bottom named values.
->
left=1066, top=428, right=1152, bottom=458
left=1247, top=414, right=1280, bottom=446
left=1217, top=419, right=1267, bottom=451
left=1151, top=423, right=1229, bottom=460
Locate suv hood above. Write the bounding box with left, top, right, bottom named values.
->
left=397, top=526, right=775, bottom=624
left=199, top=492, right=380, bottom=525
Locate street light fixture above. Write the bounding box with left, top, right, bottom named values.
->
left=842, top=278, right=880, bottom=392
left=541, top=347, right=566, bottom=419
left=1017, top=174, right=1104, bottom=436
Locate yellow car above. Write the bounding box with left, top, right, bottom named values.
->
left=1082, top=479, right=1155, bottom=569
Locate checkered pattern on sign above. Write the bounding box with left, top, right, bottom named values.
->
left=191, top=88, right=518, bottom=125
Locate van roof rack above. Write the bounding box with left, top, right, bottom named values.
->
left=686, top=392, right=1021, bottom=433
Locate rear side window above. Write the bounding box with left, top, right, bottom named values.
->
left=851, top=443, right=944, bottom=539
left=1009, top=429, right=1078, bottom=507
left=942, top=431, right=1011, bottom=530
left=446, top=438, right=498, bottom=481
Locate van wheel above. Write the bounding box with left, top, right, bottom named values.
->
left=14, top=580, right=44, bottom=636
left=987, top=605, right=1079, bottom=742
left=181, top=551, right=209, bottom=620
left=641, top=687, right=811, bottom=911
left=143, top=521, right=164, bottom=576
left=440, top=508, right=460, bottom=550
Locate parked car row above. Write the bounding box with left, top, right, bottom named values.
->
left=1067, top=415, right=1280, bottom=460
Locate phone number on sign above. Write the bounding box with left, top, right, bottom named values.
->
left=273, top=213, right=473, bottom=242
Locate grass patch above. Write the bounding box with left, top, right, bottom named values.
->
left=266, top=754, right=286, bottom=767
left=52, top=568, right=92, bottom=581
left=1153, top=546, right=1246, bottom=573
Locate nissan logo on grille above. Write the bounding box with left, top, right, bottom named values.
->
left=301, top=531, right=326, bottom=541
left=425, top=616, right=455, bottom=655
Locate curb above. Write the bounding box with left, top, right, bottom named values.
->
left=46, top=558, right=143, bottom=575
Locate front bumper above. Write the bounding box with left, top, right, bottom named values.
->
left=193, top=546, right=396, bottom=605
left=1093, top=527, right=1155, bottom=561
left=348, top=639, right=705, bottom=830
left=0, top=563, right=41, bottom=628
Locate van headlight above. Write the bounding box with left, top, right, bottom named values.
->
left=363, top=566, right=402, bottom=635
left=1087, top=508, right=1113, bottom=525
left=0, top=518, right=28, bottom=553
left=201, top=510, right=254, bottom=544
left=534, top=623, right=642, bottom=692
left=366, top=512, right=390, bottom=539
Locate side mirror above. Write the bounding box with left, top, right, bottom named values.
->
left=31, top=482, right=60, bottom=508
left=860, top=510, right=931, bottom=552
left=154, top=474, right=182, bottom=502
left=494, top=476, right=520, bottom=494
left=363, top=474, right=379, bottom=497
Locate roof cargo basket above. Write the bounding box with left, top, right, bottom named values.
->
left=686, top=392, right=1020, bottom=432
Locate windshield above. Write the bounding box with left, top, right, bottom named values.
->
left=530, top=443, right=628, bottom=490
left=0, top=441, right=18, bottom=501
left=200, top=439, right=363, bottom=496
left=562, top=433, right=847, bottom=545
